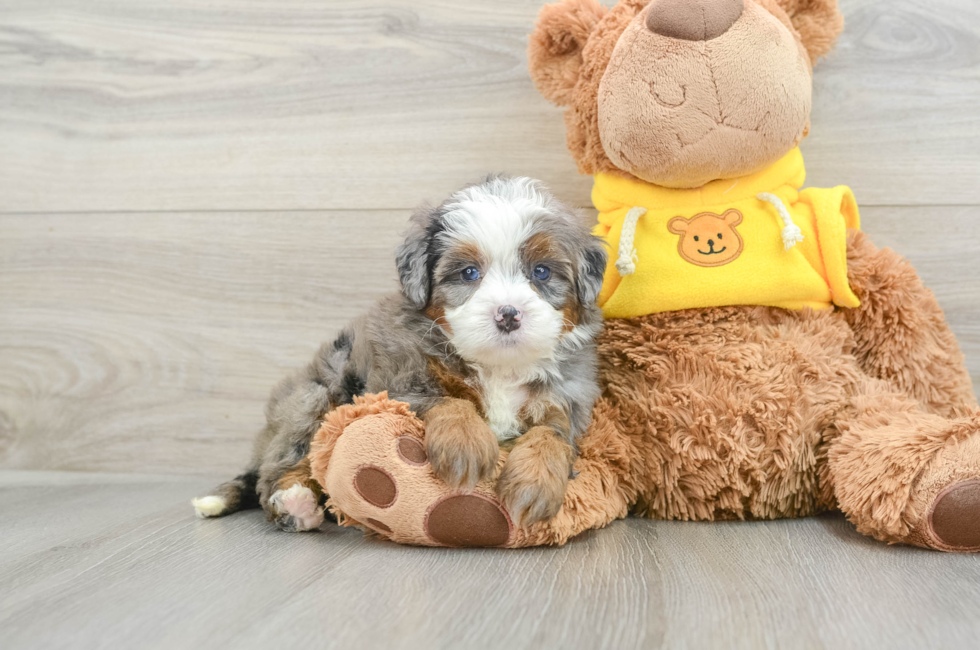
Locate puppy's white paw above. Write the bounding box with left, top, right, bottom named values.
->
left=191, top=495, right=227, bottom=519
left=269, top=484, right=325, bottom=532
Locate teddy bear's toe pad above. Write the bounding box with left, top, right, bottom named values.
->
left=353, top=466, right=397, bottom=508
left=366, top=518, right=393, bottom=533
left=424, top=494, right=512, bottom=547
left=929, top=479, right=980, bottom=551
left=397, top=436, right=428, bottom=465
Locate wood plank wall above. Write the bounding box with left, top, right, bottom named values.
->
left=2, top=0, right=978, bottom=475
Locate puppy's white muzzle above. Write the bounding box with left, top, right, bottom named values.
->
left=446, top=273, right=562, bottom=366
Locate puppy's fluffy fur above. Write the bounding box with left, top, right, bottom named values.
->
left=193, top=176, right=607, bottom=530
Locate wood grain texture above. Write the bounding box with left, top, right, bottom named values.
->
left=1, top=207, right=978, bottom=476
left=0, top=0, right=978, bottom=213
left=1, top=471, right=979, bottom=650
left=0, top=211, right=403, bottom=474
left=804, top=0, right=980, bottom=201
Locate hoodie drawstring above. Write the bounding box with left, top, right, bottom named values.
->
left=615, top=206, right=646, bottom=276
left=757, top=192, right=804, bottom=250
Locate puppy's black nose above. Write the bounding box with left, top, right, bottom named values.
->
left=495, top=306, right=522, bottom=333
left=708, top=239, right=715, bottom=247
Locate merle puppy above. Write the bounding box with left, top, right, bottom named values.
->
left=193, top=176, right=607, bottom=530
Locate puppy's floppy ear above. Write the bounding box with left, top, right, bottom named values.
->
left=576, top=236, right=608, bottom=307
left=396, top=204, right=441, bottom=310
left=528, top=0, right=607, bottom=107
left=768, top=0, right=844, bottom=64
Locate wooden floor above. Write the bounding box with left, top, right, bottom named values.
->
left=2, top=0, right=980, bottom=647
left=1, top=471, right=979, bottom=650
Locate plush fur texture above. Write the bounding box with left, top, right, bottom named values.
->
left=581, top=235, right=978, bottom=549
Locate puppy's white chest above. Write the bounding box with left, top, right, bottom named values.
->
left=481, top=376, right=527, bottom=442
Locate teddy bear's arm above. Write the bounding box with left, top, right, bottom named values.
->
left=843, top=230, right=977, bottom=418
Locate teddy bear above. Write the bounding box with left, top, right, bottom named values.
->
left=306, top=0, right=980, bottom=552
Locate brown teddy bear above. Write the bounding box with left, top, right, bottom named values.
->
left=308, top=0, right=980, bottom=551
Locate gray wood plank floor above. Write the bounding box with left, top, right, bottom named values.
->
left=1, top=471, right=979, bottom=650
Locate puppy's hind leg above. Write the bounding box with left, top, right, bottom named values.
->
left=267, top=458, right=328, bottom=532
left=192, top=470, right=260, bottom=519
left=258, top=328, right=367, bottom=531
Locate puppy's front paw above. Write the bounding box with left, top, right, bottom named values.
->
left=424, top=399, right=499, bottom=490
left=496, top=430, right=571, bottom=527
left=269, top=484, right=325, bottom=532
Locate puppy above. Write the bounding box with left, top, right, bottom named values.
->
left=192, top=176, right=607, bottom=531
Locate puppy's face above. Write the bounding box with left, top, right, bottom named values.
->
left=397, top=177, right=607, bottom=368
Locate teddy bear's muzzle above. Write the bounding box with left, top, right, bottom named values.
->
left=646, top=0, right=744, bottom=42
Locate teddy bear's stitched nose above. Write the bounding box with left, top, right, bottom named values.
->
left=646, top=0, right=744, bottom=41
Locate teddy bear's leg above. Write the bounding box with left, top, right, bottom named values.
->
left=827, top=377, right=980, bottom=551
left=843, top=230, right=978, bottom=417
left=317, top=395, right=636, bottom=547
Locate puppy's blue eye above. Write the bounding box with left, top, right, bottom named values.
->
left=461, top=266, right=481, bottom=282
left=533, top=265, right=551, bottom=281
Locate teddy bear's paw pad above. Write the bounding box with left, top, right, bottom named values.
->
left=397, top=436, right=428, bottom=465
left=423, top=494, right=513, bottom=547
left=929, top=479, right=980, bottom=552
left=353, top=466, right=397, bottom=508
left=269, top=484, right=325, bottom=532
left=365, top=518, right=393, bottom=534
left=323, top=417, right=511, bottom=546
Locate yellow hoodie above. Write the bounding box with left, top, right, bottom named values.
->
left=592, top=148, right=861, bottom=318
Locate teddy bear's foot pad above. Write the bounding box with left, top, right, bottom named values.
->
left=345, top=439, right=515, bottom=547
left=321, top=407, right=518, bottom=546
left=929, top=479, right=980, bottom=551
left=424, top=494, right=511, bottom=547
left=353, top=466, right=397, bottom=507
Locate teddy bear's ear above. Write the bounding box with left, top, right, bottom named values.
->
left=667, top=217, right=690, bottom=234
left=770, top=0, right=845, bottom=64
left=722, top=209, right=743, bottom=227
left=528, top=0, right=608, bottom=106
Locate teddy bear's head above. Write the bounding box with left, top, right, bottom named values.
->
left=529, top=0, right=843, bottom=188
